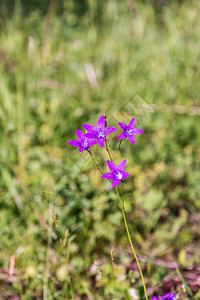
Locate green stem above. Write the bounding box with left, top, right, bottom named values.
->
left=175, top=264, right=194, bottom=298
left=88, top=149, right=112, bottom=184
left=111, top=248, right=116, bottom=300
left=88, top=149, right=103, bottom=175
left=105, top=139, right=112, bottom=161
left=115, top=187, right=148, bottom=300
left=90, top=143, right=148, bottom=299
left=104, top=114, right=112, bottom=161
left=121, top=181, right=124, bottom=208
left=118, top=139, right=123, bottom=151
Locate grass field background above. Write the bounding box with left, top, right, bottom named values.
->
left=0, top=1, right=200, bottom=299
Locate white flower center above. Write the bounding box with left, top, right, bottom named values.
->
left=98, top=131, right=105, bottom=138
left=116, top=172, right=122, bottom=180
left=125, top=129, right=133, bottom=136
left=83, top=140, right=88, bottom=147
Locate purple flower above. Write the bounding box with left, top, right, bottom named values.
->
left=151, top=293, right=176, bottom=300
left=101, top=160, right=129, bottom=188
left=68, top=129, right=97, bottom=152
left=82, top=116, right=117, bottom=148
left=117, top=118, right=143, bottom=145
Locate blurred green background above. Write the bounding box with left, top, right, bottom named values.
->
left=0, top=0, right=200, bottom=299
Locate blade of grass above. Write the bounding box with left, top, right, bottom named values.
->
left=175, top=264, right=194, bottom=299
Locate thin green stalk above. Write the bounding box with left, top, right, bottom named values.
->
left=111, top=247, right=116, bottom=300
left=118, top=139, right=123, bottom=151
left=90, top=142, right=148, bottom=299
left=105, top=144, right=148, bottom=300
left=104, top=114, right=113, bottom=161
left=121, top=181, right=124, bottom=208
left=175, top=264, right=194, bottom=298
left=88, top=149, right=103, bottom=175
left=105, top=139, right=112, bottom=161
left=115, top=187, right=148, bottom=300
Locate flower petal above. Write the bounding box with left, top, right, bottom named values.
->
left=97, top=137, right=105, bottom=148
left=151, top=297, right=159, bottom=300
left=112, top=179, right=121, bottom=188
left=161, top=293, right=176, bottom=300
left=117, top=132, right=127, bottom=140
left=133, top=128, right=143, bottom=135
left=118, top=160, right=126, bottom=172
left=122, top=172, right=129, bottom=179
left=128, top=135, right=135, bottom=145
left=104, top=127, right=117, bottom=135
left=79, top=146, right=87, bottom=152
left=82, top=124, right=98, bottom=133
left=68, top=140, right=81, bottom=147
left=97, top=116, right=106, bottom=130
left=84, top=132, right=98, bottom=139
left=88, top=140, right=97, bottom=146
left=76, top=129, right=84, bottom=142
left=118, top=122, right=127, bottom=130
left=107, top=161, right=117, bottom=172
left=101, top=172, right=114, bottom=180
left=128, top=118, right=136, bottom=129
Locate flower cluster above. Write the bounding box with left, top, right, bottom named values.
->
left=68, top=115, right=176, bottom=299
left=68, top=115, right=143, bottom=188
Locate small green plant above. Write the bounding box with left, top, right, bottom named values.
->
left=68, top=114, right=147, bottom=299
